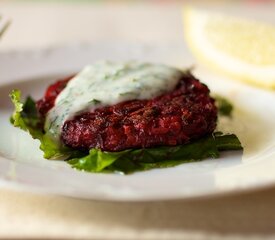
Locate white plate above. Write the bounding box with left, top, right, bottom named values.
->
left=0, top=42, right=275, bottom=201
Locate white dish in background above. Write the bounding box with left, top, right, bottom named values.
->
left=0, top=42, right=275, bottom=201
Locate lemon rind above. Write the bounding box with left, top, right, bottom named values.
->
left=183, top=7, right=275, bottom=90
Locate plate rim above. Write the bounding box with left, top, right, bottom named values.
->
left=1, top=43, right=275, bottom=201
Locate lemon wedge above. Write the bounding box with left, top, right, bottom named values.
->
left=183, top=7, right=275, bottom=89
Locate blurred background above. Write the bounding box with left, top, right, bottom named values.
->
left=1, top=0, right=275, bottom=51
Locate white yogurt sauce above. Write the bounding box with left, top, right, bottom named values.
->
left=45, top=61, right=184, bottom=142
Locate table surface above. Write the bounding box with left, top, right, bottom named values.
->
left=1, top=1, right=275, bottom=239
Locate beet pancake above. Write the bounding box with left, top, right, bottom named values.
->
left=37, top=72, right=217, bottom=152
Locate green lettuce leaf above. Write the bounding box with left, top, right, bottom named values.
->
left=214, top=95, right=233, bottom=117
left=10, top=90, right=43, bottom=138
left=9, top=90, right=81, bottom=159
left=68, top=132, right=242, bottom=174
left=9, top=89, right=243, bottom=174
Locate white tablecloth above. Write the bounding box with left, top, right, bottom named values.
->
left=1, top=2, right=275, bottom=239
left=1, top=186, right=275, bottom=240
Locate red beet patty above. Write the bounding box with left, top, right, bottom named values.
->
left=37, top=72, right=217, bottom=152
